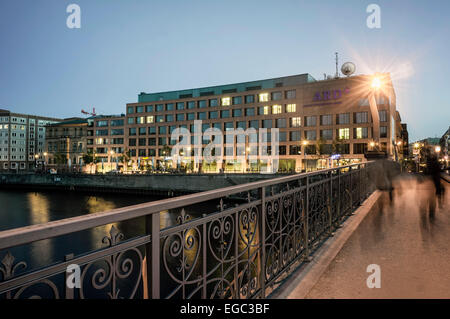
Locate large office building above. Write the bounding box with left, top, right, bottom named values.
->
left=125, top=72, right=406, bottom=172
left=0, top=109, right=61, bottom=171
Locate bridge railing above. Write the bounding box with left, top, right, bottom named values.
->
left=0, top=162, right=375, bottom=299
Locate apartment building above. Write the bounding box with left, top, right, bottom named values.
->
left=0, top=109, right=61, bottom=171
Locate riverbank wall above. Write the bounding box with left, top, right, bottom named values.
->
left=0, top=173, right=286, bottom=196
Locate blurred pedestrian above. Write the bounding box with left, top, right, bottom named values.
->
left=425, top=150, right=443, bottom=216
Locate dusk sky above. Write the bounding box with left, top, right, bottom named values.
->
left=1, top=0, right=449, bottom=141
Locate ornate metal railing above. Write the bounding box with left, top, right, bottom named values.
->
left=0, top=162, right=375, bottom=299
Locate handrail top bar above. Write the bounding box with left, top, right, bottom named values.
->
left=0, top=162, right=372, bottom=250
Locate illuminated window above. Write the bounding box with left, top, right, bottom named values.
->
left=259, top=93, right=269, bottom=102
left=286, top=104, right=296, bottom=112
left=356, top=127, right=363, bottom=139
left=354, top=127, right=368, bottom=139
left=146, top=116, right=154, bottom=124
left=272, top=105, right=282, bottom=114
left=291, top=117, right=301, bottom=127
left=222, top=97, right=231, bottom=106
left=338, top=128, right=350, bottom=140
left=259, top=106, right=270, bottom=115
left=137, top=117, right=145, bottom=124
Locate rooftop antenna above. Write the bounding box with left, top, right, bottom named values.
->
left=335, top=52, right=339, bottom=78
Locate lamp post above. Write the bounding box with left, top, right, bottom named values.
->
left=187, top=146, right=192, bottom=173
left=43, top=152, right=48, bottom=173
left=34, top=154, right=39, bottom=170
left=413, top=142, right=421, bottom=173
left=109, top=150, right=115, bottom=172
left=246, top=146, right=250, bottom=173
left=302, top=140, right=308, bottom=172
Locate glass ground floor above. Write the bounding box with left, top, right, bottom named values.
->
left=124, top=156, right=366, bottom=173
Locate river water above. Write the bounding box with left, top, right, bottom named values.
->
left=0, top=189, right=248, bottom=298
left=0, top=189, right=218, bottom=270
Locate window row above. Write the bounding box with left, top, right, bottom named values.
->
left=126, top=142, right=378, bottom=157
left=127, top=118, right=305, bottom=136
left=127, top=104, right=298, bottom=124
left=127, top=127, right=385, bottom=146
left=127, top=90, right=296, bottom=114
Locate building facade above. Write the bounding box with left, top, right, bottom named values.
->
left=125, top=73, right=404, bottom=172
left=400, top=123, right=409, bottom=157
left=86, top=115, right=126, bottom=171
left=439, top=126, right=449, bottom=161
left=0, top=109, right=61, bottom=171
left=46, top=118, right=88, bottom=170
left=45, top=115, right=126, bottom=172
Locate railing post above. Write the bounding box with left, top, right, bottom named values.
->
left=260, top=186, right=266, bottom=298
left=202, top=214, right=207, bottom=299
left=359, top=164, right=363, bottom=203
left=234, top=206, right=239, bottom=298
left=146, top=213, right=160, bottom=299
left=337, top=168, right=341, bottom=219
left=328, top=171, right=333, bottom=235
left=349, top=167, right=353, bottom=213
left=304, top=176, right=310, bottom=259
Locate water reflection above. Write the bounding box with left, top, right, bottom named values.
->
left=27, top=193, right=50, bottom=225
left=0, top=190, right=161, bottom=270
left=0, top=190, right=223, bottom=272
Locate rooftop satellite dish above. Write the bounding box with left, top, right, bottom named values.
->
left=341, top=62, right=356, bottom=76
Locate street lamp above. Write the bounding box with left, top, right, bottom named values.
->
left=34, top=154, right=39, bottom=169
left=246, top=146, right=251, bottom=173
left=43, top=152, right=48, bottom=172
left=413, top=142, right=422, bottom=172
left=371, top=77, right=382, bottom=89
left=369, top=76, right=382, bottom=143
left=435, top=146, right=441, bottom=153
left=302, top=140, right=308, bottom=172
left=109, top=150, right=115, bottom=172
